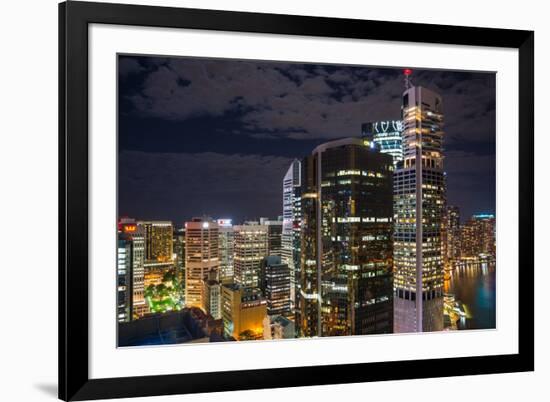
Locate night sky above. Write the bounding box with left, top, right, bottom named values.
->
left=118, top=55, right=496, bottom=225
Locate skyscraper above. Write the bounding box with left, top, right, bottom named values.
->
left=184, top=218, right=219, bottom=309
left=117, top=237, right=132, bottom=322
left=233, top=223, right=268, bottom=289
left=442, top=206, right=461, bottom=267
left=202, top=269, right=222, bottom=319
left=393, top=82, right=446, bottom=333
left=217, top=219, right=234, bottom=283
left=259, top=256, right=292, bottom=318
left=460, top=214, right=496, bottom=260
left=139, top=221, right=174, bottom=263
left=118, top=219, right=147, bottom=319
left=282, top=159, right=302, bottom=317
left=299, top=137, right=394, bottom=337
left=361, top=120, right=404, bottom=166
left=260, top=217, right=283, bottom=257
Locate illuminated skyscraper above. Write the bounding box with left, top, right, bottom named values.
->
left=393, top=79, right=446, bottom=333
left=299, top=137, right=394, bottom=337
left=361, top=120, right=404, bottom=166
left=217, top=219, right=234, bottom=283
left=184, top=218, right=219, bottom=309
left=173, top=226, right=186, bottom=295
left=260, top=217, right=283, bottom=257
left=139, top=221, right=174, bottom=262
left=460, top=214, right=496, bottom=260
left=442, top=206, right=461, bottom=266
left=259, top=256, right=292, bottom=318
left=233, top=223, right=268, bottom=289
left=282, top=159, right=302, bottom=317
left=118, top=219, right=147, bottom=319
left=117, top=238, right=132, bottom=322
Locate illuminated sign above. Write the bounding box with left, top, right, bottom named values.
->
left=123, top=224, right=137, bottom=233
left=217, top=219, right=232, bottom=227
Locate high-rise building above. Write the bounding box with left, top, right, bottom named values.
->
left=442, top=206, right=461, bottom=266
left=282, top=159, right=302, bottom=318
left=393, top=82, right=446, bottom=333
left=217, top=219, right=234, bottom=283
left=233, top=223, right=268, bottom=289
left=117, top=238, right=132, bottom=322
left=361, top=120, right=404, bottom=166
left=221, top=284, right=267, bottom=340
left=139, top=221, right=174, bottom=262
left=298, top=137, right=394, bottom=337
left=184, top=218, right=219, bottom=309
left=460, top=214, right=496, bottom=260
left=118, top=219, right=148, bottom=319
left=202, top=269, right=222, bottom=319
left=259, top=256, right=292, bottom=317
left=173, top=226, right=186, bottom=296
left=260, top=217, right=283, bottom=257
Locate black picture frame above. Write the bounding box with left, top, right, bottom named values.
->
left=59, top=1, right=534, bottom=400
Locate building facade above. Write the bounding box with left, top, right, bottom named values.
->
left=233, top=223, right=268, bottom=289
left=259, top=256, right=292, bottom=318
left=393, top=85, right=446, bottom=333
left=217, top=219, right=234, bottom=283
left=221, top=284, right=267, bottom=340
left=139, top=221, right=174, bottom=263
left=361, top=120, right=404, bottom=166
left=460, top=214, right=496, bottom=260
left=298, top=137, right=395, bottom=337
left=260, top=217, right=283, bottom=257
left=282, top=159, right=302, bottom=319
left=184, top=218, right=219, bottom=309
left=442, top=205, right=461, bottom=267
left=202, top=269, right=222, bottom=319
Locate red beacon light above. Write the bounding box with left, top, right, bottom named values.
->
left=403, top=68, right=413, bottom=76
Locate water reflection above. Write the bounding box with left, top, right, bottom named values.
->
left=445, top=261, right=496, bottom=330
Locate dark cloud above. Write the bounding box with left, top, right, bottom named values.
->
left=119, top=151, right=293, bottom=223
left=119, top=55, right=496, bottom=223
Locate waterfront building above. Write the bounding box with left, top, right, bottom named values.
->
left=184, top=218, right=219, bottom=309
left=442, top=206, right=461, bottom=266
left=298, top=137, right=394, bottom=337
left=361, top=120, right=404, bottom=166
left=259, top=256, right=292, bottom=317
left=393, top=81, right=446, bottom=333
left=217, top=219, right=235, bottom=283
left=460, top=214, right=496, bottom=260
left=233, top=223, right=268, bottom=289
left=221, top=284, right=267, bottom=340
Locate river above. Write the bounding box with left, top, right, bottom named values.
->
left=445, top=262, right=496, bottom=330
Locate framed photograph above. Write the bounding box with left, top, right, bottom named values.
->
left=59, top=1, right=534, bottom=400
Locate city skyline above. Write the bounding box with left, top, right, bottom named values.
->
left=118, top=56, right=495, bottom=224
left=117, top=54, right=497, bottom=346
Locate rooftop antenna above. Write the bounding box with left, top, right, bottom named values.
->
left=403, top=68, right=413, bottom=89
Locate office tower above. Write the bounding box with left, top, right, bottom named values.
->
left=202, top=269, right=222, bottom=319
left=117, top=238, right=132, bottom=322
left=361, top=120, right=404, bottom=166
left=138, top=221, right=174, bottom=263
left=460, top=214, right=496, bottom=260
left=394, top=81, right=446, bottom=333
left=259, top=256, right=292, bottom=317
left=118, top=219, right=147, bottom=319
left=298, top=137, right=394, bottom=337
left=221, top=284, right=267, bottom=340
left=217, top=219, right=235, bottom=283
left=184, top=218, right=219, bottom=309
left=442, top=206, right=461, bottom=266
left=233, top=223, right=268, bottom=289
left=173, top=226, right=186, bottom=294
left=282, top=159, right=302, bottom=318
left=260, top=217, right=283, bottom=257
